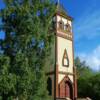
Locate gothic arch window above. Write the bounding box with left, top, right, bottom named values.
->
left=65, top=23, right=71, bottom=32
left=58, top=20, right=64, bottom=30
left=62, top=49, right=69, bottom=67
left=47, top=77, right=52, bottom=96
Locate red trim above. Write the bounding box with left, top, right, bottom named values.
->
left=74, top=67, right=78, bottom=99
left=58, top=75, right=74, bottom=99
left=56, top=64, right=59, bottom=98
left=46, top=71, right=74, bottom=76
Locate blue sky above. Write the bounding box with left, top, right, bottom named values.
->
left=60, top=0, right=100, bottom=71
left=0, top=0, right=100, bottom=71
left=0, top=0, right=5, bottom=39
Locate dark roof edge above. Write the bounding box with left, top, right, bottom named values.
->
left=55, top=12, right=73, bottom=21
left=55, top=3, right=73, bottom=21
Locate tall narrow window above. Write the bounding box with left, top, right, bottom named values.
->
left=47, top=77, right=52, bottom=96
left=58, top=20, right=64, bottom=30
left=65, top=23, right=71, bottom=32
left=62, top=49, right=69, bottom=67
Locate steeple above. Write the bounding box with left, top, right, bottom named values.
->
left=56, top=3, right=68, bottom=16
left=56, top=2, right=73, bottom=21
left=46, top=1, right=77, bottom=100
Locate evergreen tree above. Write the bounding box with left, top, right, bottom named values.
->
left=0, top=0, right=55, bottom=100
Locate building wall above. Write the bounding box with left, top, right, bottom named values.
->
left=46, top=13, right=76, bottom=99
left=57, top=15, right=72, bottom=32
left=56, top=15, right=74, bottom=84
left=57, top=36, right=74, bottom=83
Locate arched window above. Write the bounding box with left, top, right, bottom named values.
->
left=65, top=23, right=71, bottom=32
left=47, top=77, right=52, bottom=96
left=58, top=20, right=64, bottom=30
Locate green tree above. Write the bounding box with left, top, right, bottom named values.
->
left=78, top=72, right=100, bottom=100
left=0, top=0, right=55, bottom=100
left=75, top=57, right=100, bottom=100
left=75, top=57, right=93, bottom=98
left=89, top=73, right=100, bottom=100
left=75, top=57, right=93, bottom=78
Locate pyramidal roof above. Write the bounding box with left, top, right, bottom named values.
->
left=56, top=3, right=68, bottom=16
left=56, top=3, right=73, bottom=21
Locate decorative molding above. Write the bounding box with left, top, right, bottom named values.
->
left=56, top=32, right=73, bottom=41
left=56, top=12, right=73, bottom=21
left=46, top=71, right=74, bottom=76
left=59, top=71, right=74, bottom=76
left=57, top=28, right=72, bottom=35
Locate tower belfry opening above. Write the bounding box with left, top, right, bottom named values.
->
left=46, top=2, right=77, bottom=100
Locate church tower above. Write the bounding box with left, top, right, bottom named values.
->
left=46, top=3, right=77, bottom=100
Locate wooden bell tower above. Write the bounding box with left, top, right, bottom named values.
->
left=46, top=3, right=77, bottom=100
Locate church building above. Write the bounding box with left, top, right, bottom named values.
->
left=46, top=3, right=77, bottom=100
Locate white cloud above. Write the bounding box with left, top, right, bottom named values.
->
left=77, top=46, right=100, bottom=71
left=74, top=2, right=100, bottom=71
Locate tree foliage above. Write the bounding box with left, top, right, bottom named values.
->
left=75, top=57, right=100, bottom=100
left=0, top=0, right=55, bottom=100
left=75, top=57, right=93, bottom=78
